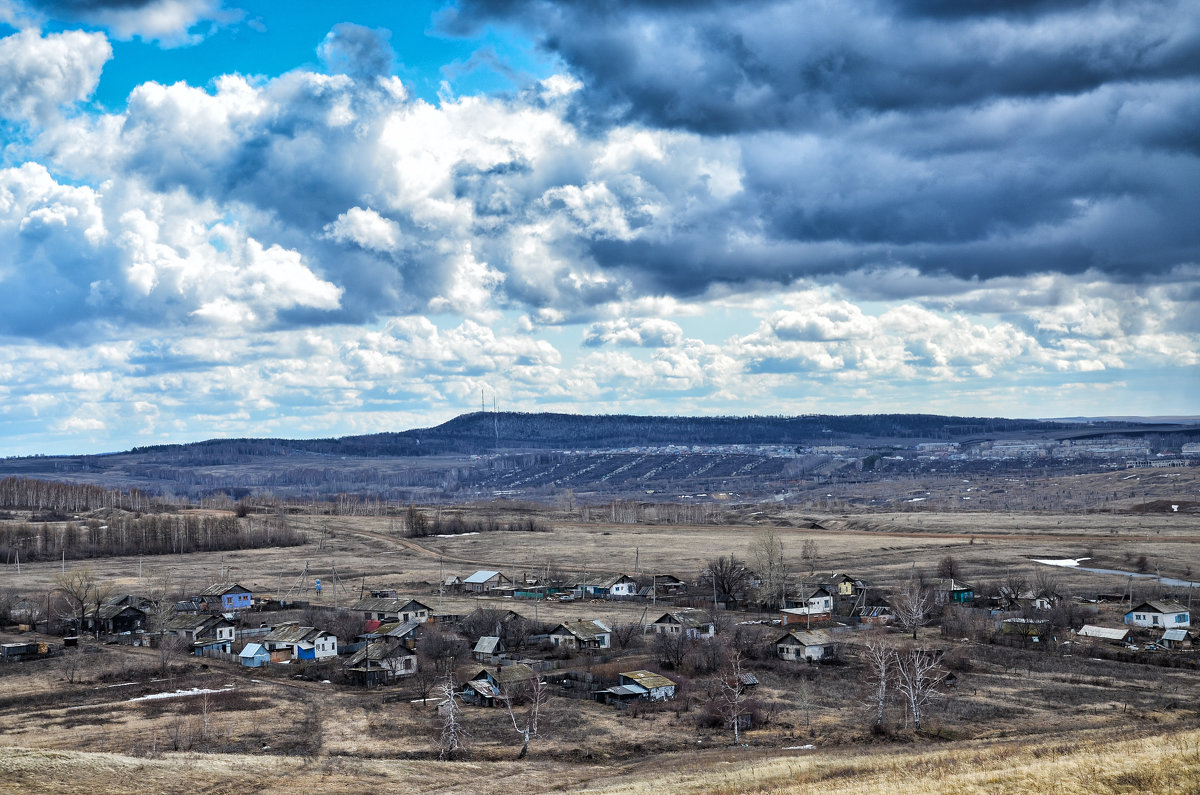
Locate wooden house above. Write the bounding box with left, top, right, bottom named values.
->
left=162, top=614, right=235, bottom=653
left=652, top=608, right=715, bottom=639
left=548, top=619, right=611, bottom=651
left=640, top=574, right=687, bottom=598
left=198, top=582, right=252, bottom=613
left=597, top=670, right=677, bottom=705
left=462, top=571, right=513, bottom=593
left=853, top=604, right=892, bottom=625
left=351, top=597, right=432, bottom=630
left=830, top=573, right=867, bottom=598
left=781, top=586, right=834, bottom=624
left=362, top=619, right=424, bottom=650
left=774, top=629, right=836, bottom=662
left=84, top=600, right=147, bottom=635
left=461, top=663, right=538, bottom=707
left=1124, top=600, right=1190, bottom=629
left=930, top=578, right=975, bottom=605
left=345, top=639, right=417, bottom=686
left=261, top=622, right=338, bottom=661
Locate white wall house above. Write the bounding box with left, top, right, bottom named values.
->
left=1125, top=600, right=1190, bottom=628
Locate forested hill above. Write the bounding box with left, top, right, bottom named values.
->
left=118, top=411, right=1168, bottom=459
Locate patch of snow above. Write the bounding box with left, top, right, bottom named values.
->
left=1031, top=558, right=1089, bottom=567
left=128, top=686, right=233, bottom=702
left=435, top=532, right=480, bottom=538
left=784, top=744, right=816, bottom=750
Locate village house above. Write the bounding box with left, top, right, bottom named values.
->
left=83, top=597, right=148, bottom=635
left=462, top=663, right=539, bottom=707
left=640, top=573, right=688, bottom=599
left=462, top=570, right=514, bottom=593
left=830, top=573, right=868, bottom=599
left=351, top=597, right=432, bottom=629
left=853, top=604, right=893, bottom=625
left=548, top=619, right=611, bottom=651
left=345, top=639, right=417, bottom=686
left=162, top=613, right=235, bottom=653
left=930, top=578, right=975, bottom=606
left=596, top=670, right=677, bottom=706
left=261, top=622, right=338, bottom=662
left=198, top=582, right=252, bottom=613
left=652, top=608, right=715, bottom=639
left=573, top=574, right=639, bottom=599
left=362, top=619, right=424, bottom=650
left=998, top=586, right=1060, bottom=612
left=774, top=628, right=837, bottom=662
left=781, top=586, right=834, bottom=625
left=1125, top=600, right=1190, bottom=629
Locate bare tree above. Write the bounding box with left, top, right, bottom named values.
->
left=414, top=630, right=468, bottom=704
left=703, top=555, right=750, bottom=600
left=861, top=636, right=893, bottom=730
left=892, top=576, right=931, bottom=641
left=1002, top=571, right=1029, bottom=605
left=1031, top=567, right=1061, bottom=601
left=54, top=566, right=98, bottom=635
left=145, top=570, right=180, bottom=673
left=89, top=578, right=115, bottom=637
left=652, top=627, right=697, bottom=669
left=800, top=539, right=819, bottom=576
left=499, top=675, right=549, bottom=759
left=436, top=675, right=466, bottom=760
left=936, top=555, right=959, bottom=580
left=729, top=622, right=765, bottom=660
left=894, top=646, right=945, bottom=731
left=748, top=531, right=786, bottom=609
left=610, top=621, right=644, bottom=650
left=711, top=651, right=750, bottom=744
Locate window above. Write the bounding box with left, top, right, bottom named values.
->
left=1176, top=614, right=1188, bottom=623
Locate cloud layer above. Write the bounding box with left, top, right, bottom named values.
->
left=0, top=0, right=1196, bottom=454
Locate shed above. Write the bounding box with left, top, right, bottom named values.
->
left=473, top=636, right=505, bottom=661
left=1002, top=617, right=1049, bottom=638
left=239, top=642, right=270, bottom=668
left=1159, top=628, right=1193, bottom=650
left=1075, top=625, right=1130, bottom=644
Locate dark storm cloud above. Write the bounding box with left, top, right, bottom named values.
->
left=445, top=0, right=1200, bottom=134
left=434, top=0, right=1200, bottom=291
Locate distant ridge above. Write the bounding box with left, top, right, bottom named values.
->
left=114, top=411, right=1185, bottom=460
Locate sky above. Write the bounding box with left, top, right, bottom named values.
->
left=0, top=0, right=1197, bottom=456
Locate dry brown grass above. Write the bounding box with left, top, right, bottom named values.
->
left=1, top=724, right=1197, bottom=794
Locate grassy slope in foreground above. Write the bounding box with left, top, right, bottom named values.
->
left=2, top=726, right=1198, bottom=794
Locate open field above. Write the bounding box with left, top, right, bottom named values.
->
left=2, top=483, right=1199, bottom=793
